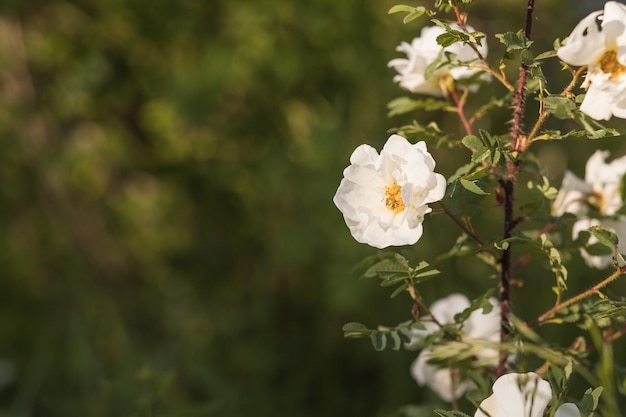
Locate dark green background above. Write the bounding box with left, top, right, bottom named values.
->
left=0, top=1, right=625, bottom=416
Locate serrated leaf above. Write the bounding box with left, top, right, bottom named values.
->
left=403, top=8, right=427, bottom=24
left=460, top=178, right=489, bottom=195
left=543, top=96, right=576, bottom=119
left=461, top=135, right=483, bottom=151
left=342, top=322, right=368, bottom=332
left=363, top=256, right=410, bottom=278
left=342, top=322, right=371, bottom=338
left=386, top=331, right=402, bottom=350
left=580, top=386, right=603, bottom=415
left=495, top=30, right=531, bottom=51
left=589, top=226, right=619, bottom=248
left=436, top=31, right=462, bottom=47
left=370, top=331, right=386, bottom=351
left=397, top=326, right=413, bottom=344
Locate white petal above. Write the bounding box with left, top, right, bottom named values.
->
left=553, top=171, right=590, bottom=216
left=580, top=84, right=615, bottom=120
left=555, top=403, right=581, bottom=417
left=466, top=297, right=501, bottom=340
left=429, top=293, right=471, bottom=324
left=349, top=144, right=379, bottom=166
left=557, top=11, right=605, bottom=66
left=411, top=351, right=472, bottom=402
left=602, top=2, right=626, bottom=44
left=475, top=373, right=552, bottom=417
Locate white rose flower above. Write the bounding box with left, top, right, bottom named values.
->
left=409, top=294, right=500, bottom=402
left=554, top=150, right=626, bottom=217
left=475, top=372, right=580, bottom=417
left=554, top=150, right=626, bottom=268
left=333, top=134, right=446, bottom=249
left=557, top=1, right=626, bottom=120
left=388, top=24, right=489, bottom=96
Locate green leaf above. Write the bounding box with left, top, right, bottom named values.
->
left=588, top=226, right=619, bottom=248
left=362, top=254, right=410, bottom=279
left=436, top=31, right=462, bottom=47
left=461, top=135, right=482, bottom=151
left=444, top=180, right=485, bottom=217
left=396, top=326, right=413, bottom=344
left=535, top=50, right=557, bottom=60
left=389, top=282, right=408, bottom=299
left=386, top=331, right=402, bottom=350
left=370, top=331, right=387, bottom=351
left=580, top=386, right=603, bottom=416
left=454, top=288, right=495, bottom=322
left=342, top=322, right=371, bottom=338
left=543, top=96, right=576, bottom=119
left=403, top=8, right=428, bottom=24
left=460, top=178, right=489, bottom=195
left=387, top=4, right=418, bottom=14
left=342, top=322, right=368, bottom=332
left=495, top=30, right=531, bottom=51
left=387, top=5, right=433, bottom=23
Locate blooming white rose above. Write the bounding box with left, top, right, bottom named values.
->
left=554, top=150, right=626, bottom=217
left=388, top=24, right=489, bottom=96
left=557, top=1, right=626, bottom=120
left=409, top=294, right=500, bottom=402
left=475, top=372, right=580, bottom=417
left=554, top=150, right=626, bottom=268
left=333, top=134, right=446, bottom=249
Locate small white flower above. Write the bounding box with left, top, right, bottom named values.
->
left=554, top=150, right=626, bottom=217
left=409, top=294, right=500, bottom=402
left=388, top=24, right=489, bottom=96
left=557, top=1, right=626, bottom=120
left=475, top=372, right=580, bottom=417
left=554, top=150, right=626, bottom=268
left=333, top=134, right=446, bottom=249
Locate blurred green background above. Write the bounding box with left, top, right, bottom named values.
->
left=1, top=0, right=626, bottom=416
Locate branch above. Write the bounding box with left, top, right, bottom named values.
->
left=535, top=265, right=626, bottom=325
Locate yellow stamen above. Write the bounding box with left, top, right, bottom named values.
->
left=587, top=190, right=606, bottom=214
left=385, top=181, right=406, bottom=213
left=599, top=49, right=626, bottom=79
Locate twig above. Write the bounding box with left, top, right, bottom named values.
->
left=535, top=265, right=626, bottom=325
left=448, top=86, right=473, bottom=136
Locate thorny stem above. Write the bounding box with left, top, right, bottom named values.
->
left=535, top=265, right=626, bottom=325
left=497, top=0, right=536, bottom=378
left=510, top=0, right=536, bottom=153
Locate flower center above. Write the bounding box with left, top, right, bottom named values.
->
left=385, top=181, right=406, bottom=213
left=599, top=49, right=626, bottom=79
left=587, top=190, right=606, bottom=214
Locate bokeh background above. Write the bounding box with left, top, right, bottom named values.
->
left=1, top=0, right=626, bottom=416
